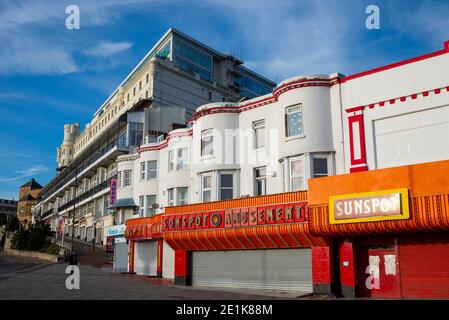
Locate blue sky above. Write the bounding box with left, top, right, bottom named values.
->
left=0, top=0, right=448, bottom=199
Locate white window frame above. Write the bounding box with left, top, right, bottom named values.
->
left=285, top=104, right=303, bottom=137
left=146, top=195, right=156, bottom=217
left=177, top=187, right=188, bottom=205
left=253, top=120, right=266, bottom=149
left=167, top=188, right=175, bottom=207
left=147, top=160, right=158, bottom=179
left=117, top=171, right=122, bottom=188
left=289, top=157, right=304, bottom=191
left=139, top=196, right=144, bottom=217
left=312, top=155, right=330, bottom=178
left=140, top=162, right=146, bottom=181
left=177, top=148, right=188, bottom=169
left=201, top=174, right=212, bottom=203
left=123, top=170, right=132, bottom=187
left=201, top=129, right=214, bottom=157
left=168, top=150, right=176, bottom=171
left=218, top=172, right=235, bottom=200
left=254, top=166, right=267, bottom=196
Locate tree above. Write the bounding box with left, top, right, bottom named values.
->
left=6, top=216, right=20, bottom=232
left=10, top=217, right=51, bottom=251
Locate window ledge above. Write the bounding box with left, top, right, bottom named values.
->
left=284, top=134, right=306, bottom=142
left=200, top=155, right=215, bottom=161
left=252, top=147, right=267, bottom=153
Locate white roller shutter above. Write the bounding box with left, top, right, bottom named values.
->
left=162, top=241, right=175, bottom=279
left=113, top=241, right=129, bottom=273
left=134, top=241, right=158, bottom=276
left=192, top=249, right=312, bottom=292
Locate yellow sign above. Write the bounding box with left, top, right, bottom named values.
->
left=329, top=188, right=409, bottom=224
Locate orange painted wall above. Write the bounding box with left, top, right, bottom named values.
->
left=309, top=159, right=449, bottom=236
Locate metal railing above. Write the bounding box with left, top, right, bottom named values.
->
left=57, top=176, right=116, bottom=213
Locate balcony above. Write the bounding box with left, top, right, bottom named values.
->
left=57, top=176, right=115, bottom=213
left=40, top=119, right=128, bottom=200
left=41, top=207, right=55, bottom=220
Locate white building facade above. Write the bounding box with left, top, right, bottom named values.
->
left=119, top=40, right=449, bottom=286
left=36, top=28, right=275, bottom=246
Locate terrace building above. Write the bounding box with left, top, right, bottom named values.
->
left=35, top=28, right=275, bottom=245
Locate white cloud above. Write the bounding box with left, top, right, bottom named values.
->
left=83, top=41, right=133, bottom=58
left=0, top=0, right=150, bottom=75
left=0, top=164, right=49, bottom=183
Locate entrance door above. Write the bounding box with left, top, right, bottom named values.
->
left=360, top=247, right=401, bottom=298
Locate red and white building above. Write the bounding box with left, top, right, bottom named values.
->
left=118, top=40, right=449, bottom=298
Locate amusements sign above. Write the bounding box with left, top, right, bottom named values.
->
left=162, top=202, right=308, bottom=232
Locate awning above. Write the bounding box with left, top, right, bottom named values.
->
left=108, top=198, right=136, bottom=209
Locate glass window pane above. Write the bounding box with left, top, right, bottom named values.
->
left=203, top=176, right=211, bottom=188
left=313, top=158, right=328, bottom=177
left=203, top=190, right=211, bottom=203
left=220, top=189, right=233, bottom=200
left=220, top=174, right=233, bottom=188
left=177, top=187, right=188, bottom=205
left=291, top=160, right=302, bottom=176
left=291, top=177, right=303, bottom=191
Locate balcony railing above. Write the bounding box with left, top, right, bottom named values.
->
left=41, top=208, right=55, bottom=220
left=40, top=120, right=128, bottom=200
left=57, top=176, right=115, bottom=213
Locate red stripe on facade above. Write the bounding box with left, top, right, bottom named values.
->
left=341, top=48, right=447, bottom=83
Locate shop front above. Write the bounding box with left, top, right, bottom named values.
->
left=308, top=159, right=449, bottom=299
left=162, top=192, right=328, bottom=292
left=105, top=224, right=127, bottom=272
left=125, top=215, right=175, bottom=279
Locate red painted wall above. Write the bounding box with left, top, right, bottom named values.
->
left=174, top=249, right=190, bottom=278
left=312, top=246, right=333, bottom=286
left=339, top=240, right=356, bottom=290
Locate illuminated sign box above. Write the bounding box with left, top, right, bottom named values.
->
left=329, top=188, right=409, bottom=224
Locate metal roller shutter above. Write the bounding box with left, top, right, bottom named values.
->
left=399, top=234, right=449, bottom=299
left=192, top=249, right=312, bottom=292
left=134, top=241, right=158, bottom=276
left=162, top=241, right=175, bottom=279
left=113, top=241, right=129, bottom=273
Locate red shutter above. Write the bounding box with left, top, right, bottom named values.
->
left=398, top=234, right=449, bottom=299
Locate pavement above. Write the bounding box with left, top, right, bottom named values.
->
left=0, top=253, right=310, bottom=300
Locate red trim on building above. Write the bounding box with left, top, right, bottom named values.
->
left=347, top=112, right=368, bottom=172
left=341, top=45, right=448, bottom=83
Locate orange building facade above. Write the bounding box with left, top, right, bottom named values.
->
left=125, top=159, right=449, bottom=298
